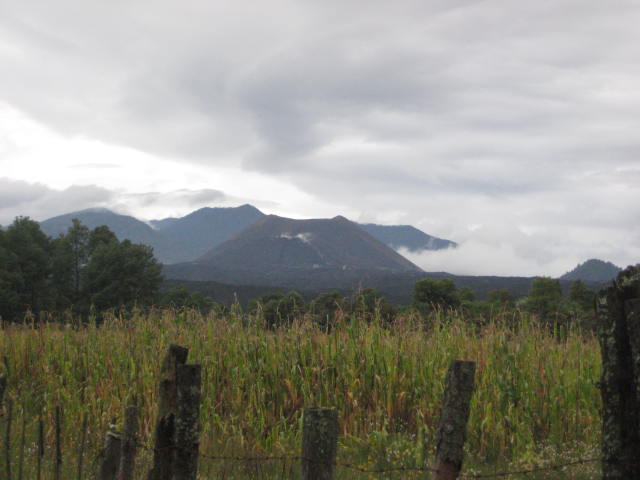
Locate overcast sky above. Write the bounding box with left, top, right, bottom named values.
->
left=1, top=0, right=639, bottom=276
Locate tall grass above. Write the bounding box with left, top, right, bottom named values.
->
left=0, top=309, right=601, bottom=478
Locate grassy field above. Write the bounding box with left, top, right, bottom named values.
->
left=0, top=308, right=601, bottom=479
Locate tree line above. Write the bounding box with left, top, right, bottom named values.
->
left=412, top=276, right=596, bottom=328
left=0, top=216, right=597, bottom=328
left=0, top=217, right=163, bottom=321
left=241, top=275, right=596, bottom=331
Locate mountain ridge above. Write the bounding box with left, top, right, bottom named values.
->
left=197, top=214, right=422, bottom=272
left=38, top=204, right=455, bottom=265
left=358, top=223, right=456, bottom=251
left=39, top=208, right=193, bottom=264
left=151, top=204, right=265, bottom=259
left=560, top=258, right=622, bottom=283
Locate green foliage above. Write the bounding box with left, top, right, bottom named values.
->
left=412, top=277, right=460, bottom=311
left=0, top=229, right=22, bottom=320
left=350, top=288, right=395, bottom=323
left=566, top=280, right=597, bottom=331
left=310, top=291, right=346, bottom=329
left=50, top=218, right=91, bottom=309
left=568, top=280, right=595, bottom=312
left=524, top=277, right=564, bottom=320
left=251, top=291, right=306, bottom=328
left=159, top=286, right=217, bottom=313
left=3, top=216, right=53, bottom=314
left=488, top=289, right=516, bottom=310
left=0, top=217, right=163, bottom=320
left=458, top=287, right=476, bottom=303
left=83, top=239, right=163, bottom=311
left=87, top=224, right=118, bottom=253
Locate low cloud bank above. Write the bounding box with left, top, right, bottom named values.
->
left=402, top=224, right=640, bottom=278
left=402, top=242, right=577, bottom=278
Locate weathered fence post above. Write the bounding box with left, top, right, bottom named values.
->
left=36, top=415, right=43, bottom=480
left=117, top=406, right=139, bottom=480
left=54, top=406, right=62, bottom=480
left=0, top=373, right=6, bottom=480
left=301, top=408, right=339, bottom=480
left=173, top=364, right=201, bottom=480
left=17, top=412, right=25, bottom=480
left=433, top=360, right=476, bottom=480
left=0, top=376, right=6, bottom=409
left=596, top=265, right=640, bottom=480
left=148, top=345, right=189, bottom=480
left=98, top=421, right=122, bottom=480
left=4, top=397, right=12, bottom=480
left=77, top=411, right=88, bottom=480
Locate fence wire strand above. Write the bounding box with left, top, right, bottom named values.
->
left=131, top=440, right=600, bottom=478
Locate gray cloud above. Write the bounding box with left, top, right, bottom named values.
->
left=0, top=178, right=114, bottom=226
left=1, top=0, right=639, bottom=273
left=0, top=179, right=246, bottom=227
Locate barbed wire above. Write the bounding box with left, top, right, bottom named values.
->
left=132, top=440, right=601, bottom=478
left=0, top=409, right=604, bottom=479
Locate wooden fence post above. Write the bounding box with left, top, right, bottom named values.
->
left=0, top=376, right=6, bottom=410
left=148, top=345, right=189, bottom=480
left=77, top=412, right=88, bottom=480
left=596, top=265, right=640, bottom=480
left=54, top=406, right=62, bottom=480
left=36, top=415, right=43, bottom=480
left=433, top=360, right=476, bottom=480
left=98, top=421, right=122, bottom=480
left=173, top=364, right=201, bottom=480
left=17, top=412, right=25, bottom=480
left=4, top=397, right=12, bottom=480
left=301, top=408, right=338, bottom=480
left=118, top=406, right=139, bottom=480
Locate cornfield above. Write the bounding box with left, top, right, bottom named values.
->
left=0, top=308, right=601, bottom=479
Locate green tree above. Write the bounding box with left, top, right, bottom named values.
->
left=568, top=280, right=595, bottom=312
left=66, top=219, right=90, bottom=298
left=487, top=289, right=516, bottom=310
left=0, top=229, right=22, bottom=320
left=159, top=286, right=216, bottom=313
left=88, top=225, right=118, bottom=254
left=524, top=277, right=563, bottom=319
left=350, top=288, right=395, bottom=323
left=310, top=291, right=345, bottom=330
left=3, top=217, right=53, bottom=314
left=257, top=291, right=306, bottom=328
left=50, top=218, right=90, bottom=309
left=83, top=238, right=163, bottom=311
left=412, top=277, right=460, bottom=311
left=458, top=287, right=476, bottom=303
left=566, top=279, right=597, bottom=330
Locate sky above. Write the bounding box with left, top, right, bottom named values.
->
left=1, top=0, right=639, bottom=277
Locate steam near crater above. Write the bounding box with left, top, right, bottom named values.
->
left=279, top=232, right=313, bottom=244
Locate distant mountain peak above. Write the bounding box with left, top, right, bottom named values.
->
left=197, top=214, right=422, bottom=273
left=150, top=204, right=266, bottom=259
left=40, top=208, right=191, bottom=264
left=47, top=207, right=117, bottom=218
left=357, top=223, right=456, bottom=252
left=38, top=204, right=457, bottom=271
left=560, top=258, right=622, bottom=283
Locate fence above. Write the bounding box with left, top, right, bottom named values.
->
left=0, top=351, right=599, bottom=480
left=1, top=264, right=639, bottom=479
